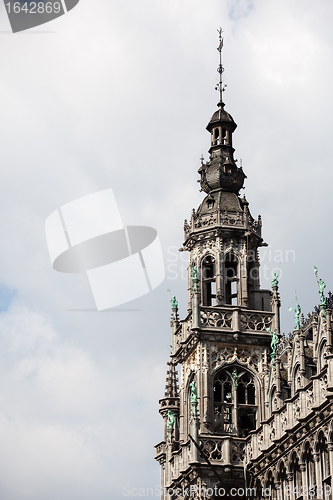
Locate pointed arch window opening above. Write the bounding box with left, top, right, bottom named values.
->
left=304, top=442, right=316, bottom=495
left=213, top=367, right=257, bottom=437
left=222, top=127, right=226, bottom=145
left=202, top=255, right=216, bottom=306
left=207, top=198, right=215, bottom=210
left=213, top=128, right=220, bottom=146
left=270, top=387, right=277, bottom=414
left=319, top=341, right=327, bottom=373
left=211, top=126, right=232, bottom=147
left=278, top=463, right=289, bottom=500
left=293, top=364, right=302, bottom=395
left=290, top=452, right=301, bottom=499
left=317, top=432, right=331, bottom=497
left=225, top=253, right=238, bottom=306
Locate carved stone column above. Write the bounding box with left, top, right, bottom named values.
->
left=189, top=400, right=199, bottom=463
left=216, top=252, right=224, bottom=306
left=240, top=251, right=248, bottom=307
left=232, top=308, right=240, bottom=332
left=274, top=480, right=282, bottom=500
left=271, top=285, right=281, bottom=334
left=286, top=472, right=294, bottom=500
left=275, top=358, right=282, bottom=404
left=201, top=343, right=210, bottom=432
left=328, top=443, right=333, bottom=494
left=299, top=333, right=306, bottom=388
left=300, top=463, right=307, bottom=500
left=313, top=452, right=323, bottom=499
left=192, top=290, right=199, bottom=329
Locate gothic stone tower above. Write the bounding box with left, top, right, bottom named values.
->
left=155, top=39, right=281, bottom=500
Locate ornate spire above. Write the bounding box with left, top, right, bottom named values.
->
left=164, top=361, right=179, bottom=398
left=215, top=27, right=226, bottom=106
left=196, top=29, right=246, bottom=195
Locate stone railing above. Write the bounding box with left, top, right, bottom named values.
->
left=155, top=441, right=166, bottom=458
left=200, top=308, right=233, bottom=329
left=198, top=435, right=246, bottom=465
left=200, top=306, right=273, bottom=333
left=199, top=437, right=223, bottom=461
left=231, top=439, right=246, bottom=464
left=240, top=311, right=273, bottom=332
left=164, top=436, right=246, bottom=489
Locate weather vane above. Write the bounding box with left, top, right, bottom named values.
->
left=215, top=28, right=227, bottom=103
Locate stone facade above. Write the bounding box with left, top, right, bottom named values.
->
left=155, top=95, right=332, bottom=500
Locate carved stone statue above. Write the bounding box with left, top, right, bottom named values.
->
left=315, top=266, right=327, bottom=307
left=289, top=302, right=301, bottom=330
left=191, top=265, right=199, bottom=292
left=232, top=369, right=238, bottom=388
left=167, top=410, right=175, bottom=429
left=318, top=278, right=326, bottom=306
left=266, top=327, right=279, bottom=363
left=189, top=380, right=198, bottom=403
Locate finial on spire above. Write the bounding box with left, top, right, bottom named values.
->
left=200, top=154, right=204, bottom=167
left=215, top=28, right=227, bottom=106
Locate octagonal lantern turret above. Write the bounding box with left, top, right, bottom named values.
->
left=199, top=101, right=246, bottom=194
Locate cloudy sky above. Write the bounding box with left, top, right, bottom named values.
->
left=0, top=0, right=332, bottom=498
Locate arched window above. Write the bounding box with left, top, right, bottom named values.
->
left=254, top=479, right=262, bottom=500
left=222, top=128, right=227, bottom=144
left=319, top=341, right=327, bottom=373
left=306, top=328, right=313, bottom=341
left=266, top=470, right=276, bottom=500
left=294, top=365, right=301, bottom=394
left=304, top=442, right=316, bottom=494
left=305, top=363, right=316, bottom=381
left=202, top=255, right=216, bottom=306
left=214, top=128, right=220, bottom=145
left=213, top=370, right=232, bottom=433
left=290, top=452, right=301, bottom=499
left=278, top=462, right=288, bottom=500
left=213, top=367, right=257, bottom=437
left=225, top=253, right=238, bottom=305
left=317, top=432, right=331, bottom=498
left=281, top=386, right=291, bottom=402
left=270, top=387, right=278, bottom=413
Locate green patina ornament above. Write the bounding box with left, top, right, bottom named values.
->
left=318, top=278, right=326, bottom=307
left=266, top=327, right=279, bottom=363
left=189, top=380, right=198, bottom=403
left=271, top=272, right=279, bottom=288
left=288, top=303, right=301, bottom=330
left=167, top=410, right=175, bottom=429
left=191, top=265, right=199, bottom=292
left=170, top=296, right=178, bottom=309
left=232, top=369, right=238, bottom=388
left=289, top=291, right=301, bottom=330
left=314, top=266, right=327, bottom=308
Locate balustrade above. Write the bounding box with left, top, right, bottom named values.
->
left=200, top=306, right=273, bottom=332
